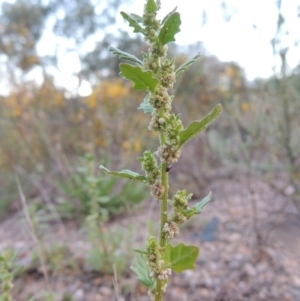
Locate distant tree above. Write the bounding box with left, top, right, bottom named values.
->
left=0, top=0, right=49, bottom=72
left=0, top=0, right=144, bottom=84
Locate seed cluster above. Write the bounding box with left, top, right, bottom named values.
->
left=140, top=150, right=160, bottom=185
left=163, top=190, right=192, bottom=239
left=146, top=237, right=171, bottom=287
left=140, top=150, right=165, bottom=200
left=142, top=4, right=183, bottom=165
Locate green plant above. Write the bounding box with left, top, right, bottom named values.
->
left=100, top=1, right=222, bottom=300
left=0, top=250, right=43, bottom=301
left=207, top=1, right=300, bottom=217
left=60, top=154, right=147, bottom=217
left=85, top=219, right=134, bottom=275
left=0, top=250, right=23, bottom=301
left=60, top=154, right=137, bottom=274
left=30, top=243, right=76, bottom=273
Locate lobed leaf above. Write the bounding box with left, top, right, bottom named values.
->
left=109, top=47, right=143, bottom=66
left=178, top=104, right=222, bottom=149
left=121, top=11, right=144, bottom=33
left=164, top=243, right=199, bottom=273
left=131, top=254, right=155, bottom=289
left=138, top=93, right=154, bottom=114
left=175, top=53, right=201, bottom=77
left=99, top=165, right=147, bottom=183
left=119, top=64, right=159, bottom=93
left=158, top=12, right=181, bottom=45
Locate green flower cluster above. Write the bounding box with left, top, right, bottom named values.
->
left=0, top=250, right=16, bottom=301
left=163, top=190, right=192, bottom=239
left=141, top=4, right=182, bottom=166
left=158, top=114, right=183, bottom=163
left=146, top=237, right=171, bottom=291
left=139, top=150, right=164, bottom=200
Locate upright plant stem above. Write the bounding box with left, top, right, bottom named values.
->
left=160, top=161, right=168, bottom=247
left=155, top=133, right=169, bottom=301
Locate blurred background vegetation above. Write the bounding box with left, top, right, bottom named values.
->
left=0, top=0, right=299, bottom=218
left=0, top=0, right=300, bottom=299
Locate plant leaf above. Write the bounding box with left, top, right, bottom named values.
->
left=131, top=254, right=155, bottom=289
left=193, top=192, right=211, bottom=214
left=175, top=53, right=201, bottom=77
left=130, top=13, right=143, bottom=23
left=164, top=243, right=199, bottom=273
left=97, top=196, right=111, bottom=204
left=138, top=93, right=154, bottom=114
left=161, top=6, right=177, bottom=25
left=184, top=192, right=212, bottom=220
left=109, top=47, right=143, bottom=66
left=178, top=104, right=222, bottom=149
left=121, top=11, right=144, bottom=33
left=158, top=12, right=181, bottom=45
left=145, top=0, right=157, bottom=13
left=99, top=165, right=147, bottom=183
left=120, top=64, right=159, bottom=93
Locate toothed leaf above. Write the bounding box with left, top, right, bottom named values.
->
left=161, top=6, right=177, bottom=24
left=164, top=243, right=199, bottom=273
left=121, top=11, right=144, bottom=33
left=120, top=64, right=159, bottom=93
left=131, top=254, right=155, bottom=289
left=158, top=12, right=181, bottom=45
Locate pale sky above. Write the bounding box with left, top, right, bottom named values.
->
left=1, top=0, right=300, bottom=96
left=130, top=0, right=300, bottom=79
left=52, top=0, right=300, bottom=95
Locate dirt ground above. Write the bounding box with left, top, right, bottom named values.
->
left=1, top=173, right=300, bottom=301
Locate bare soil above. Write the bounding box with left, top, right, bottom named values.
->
left=1, top=174, right=300, bottom=301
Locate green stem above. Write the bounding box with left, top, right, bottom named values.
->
left=160, top=161, right=168, bottom=248
left=155, top=133, right=169, bottom=301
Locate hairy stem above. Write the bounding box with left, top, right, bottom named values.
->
left=155, top=133, right=169, bottom=301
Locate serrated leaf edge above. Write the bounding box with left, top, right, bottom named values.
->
left=119, top=64, right=159, bottom=93
left=158, top=12, right=181, bottom=45
left=121, top=11, right=144, bottom=33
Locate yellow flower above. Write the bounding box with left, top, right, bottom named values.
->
left=240, top=102, right=251, bottom=112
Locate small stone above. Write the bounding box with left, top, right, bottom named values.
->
left=293, top=276, right=300, bottom=287
left=73, top=289, right=84, bottom=301
left=227, top=233, right=241, bottom=242
left=93, top=278, right=103, bottom=286
left=99, top=286, right=111, bottom=296
left=94, top=294, right=103, bottom=301
left=244, top=263, right=256, bottom=277
left=284, top=185, right=295, bottom=196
